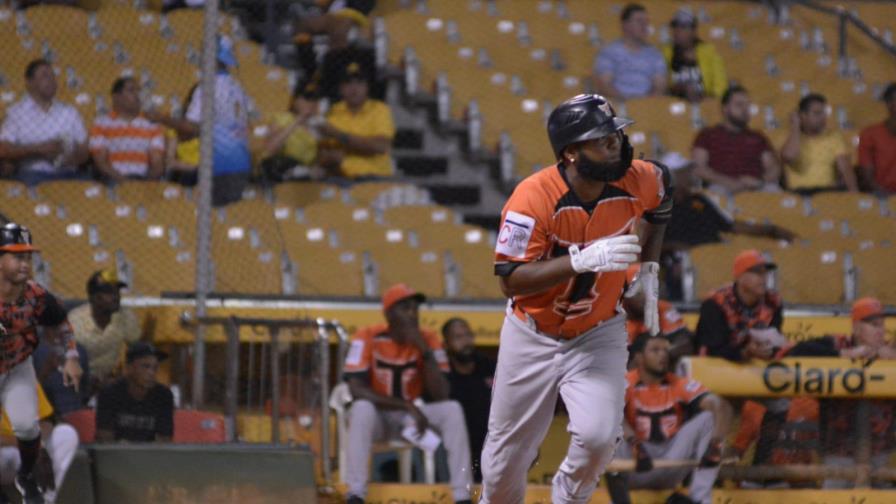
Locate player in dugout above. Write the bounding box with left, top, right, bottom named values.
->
left=482, top=93, right=673, bottom=503
left=608, top=332, right=734, bottom=504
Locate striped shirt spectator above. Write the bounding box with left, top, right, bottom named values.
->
left=89, top=77, right=164, bottom=181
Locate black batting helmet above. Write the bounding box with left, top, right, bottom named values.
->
left=0, top=222, right=38, bottom=253
left=547, top=94, right=634, bottom=160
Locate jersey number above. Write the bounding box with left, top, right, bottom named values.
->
left=553, top=273, right=600, bottom=319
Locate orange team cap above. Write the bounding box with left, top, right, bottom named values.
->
left=852, top=297, right=884, bottom=322
left=382, top=283, right=426, bottom=313
left=733, top=249, right=776, bottom=279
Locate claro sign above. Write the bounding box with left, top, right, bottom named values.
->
left=680, top=357, right=896, bottom=398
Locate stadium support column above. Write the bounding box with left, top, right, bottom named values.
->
left=193, top=0, right=220, bottom=409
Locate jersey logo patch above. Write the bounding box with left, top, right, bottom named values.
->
left=496, top=211, right=535, bottom=259
left=345, top=340, right=365, bottom=366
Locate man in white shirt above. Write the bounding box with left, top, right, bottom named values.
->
left=0, top=59, right=88, bottom=186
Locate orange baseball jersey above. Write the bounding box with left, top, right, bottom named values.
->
left=494, top=160, right=669, bottom=338
left=625, top=369, right=709, bottom=443
left=343, top=324, right=449, bottom=401
left=626, top=300, right=687, bottom=344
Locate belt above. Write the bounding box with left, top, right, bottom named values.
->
left=512, top=304, right=593, bottom=341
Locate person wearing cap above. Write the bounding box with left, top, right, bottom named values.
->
left=692, top=85, right=781, bottom=194
left=317, top=60, right=395, bottom=180
left=659, top=151, right=795, bottom=299
left=781, top=297, right=895, bottom=488
left=780, top=93, right=857, bottom=193
left=259, top=79, right=324, bottom=183
left=858, top=82, right=896, bottom=195
left=147, top=35, right=255, bottom=206
left=593, top=3, right=667, bottom=100
left=695, top=249, right=784, bottom=362
left=67, top=269, right=140, bottom=392
left=0, top=222, right=82, bottom=503
left=662, top=8, right=727, bottom=101
left=342, top=284, right=472, bottom=504
left=95, top=342, right=173, bottom=443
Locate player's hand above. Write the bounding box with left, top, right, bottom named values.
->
left=625, top=262, right=660, bottom=335
left=634, top=442, right=653, bottom=472
left=62, top=357, right=83, bottom=392
left=568, top=234, right=641, bottom=274
left=700, top=439, right=724, bottom=467
left=406, top=403, right=429, bottom=434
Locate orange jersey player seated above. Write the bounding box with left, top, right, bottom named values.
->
left=607, top=333, right=734, bottom=504
left=341, top=284, right=472, bottom=504
left=481, top=93, right=674, bottom=504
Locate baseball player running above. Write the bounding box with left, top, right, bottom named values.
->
left=0, top=223, right=82, bottom=504
left=481, top=94, right=672, bottom=503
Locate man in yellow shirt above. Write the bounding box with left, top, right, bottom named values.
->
left=319, top=61, right=395, bottom=179
left=1, top=384, right=79, bottom=503
left=780, top=93, right=857, bottom=192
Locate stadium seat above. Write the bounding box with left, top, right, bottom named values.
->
left=62, top=409, right=96, bottom=443
left=35, top=181, right=108, bottom=205
left=370, top=246, right=446, bottom=298
left=382, top=205, right=460, bottom=230
left=115, top=180, right=188, bottom=206
left=449, top=244, right=504, bottom=299
left=810, top=192, right=885, bottom=221
left=854, top=248, right=896, bottom=304
left=770, top=245, right=845, bottom=304
left=733, top=191, right=807, bottom=221
left=290, top=246, right=365, bottom=297
left=688, top=243, right=749, bottom=298
left=273, top=181, right=340, bottom=207
left=173, top=410, right=226, bottom=444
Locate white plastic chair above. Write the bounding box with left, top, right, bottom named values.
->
left=329, top=382, right=436, bottom=484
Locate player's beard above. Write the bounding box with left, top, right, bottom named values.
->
left=575, top=134, right=634, bottom=182
left=452, top=348, right=475, bottom=364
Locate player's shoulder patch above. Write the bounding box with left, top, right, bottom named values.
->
left=685, top=379, right=702, bottom=393
left=345, top=339, right=366, bottom=366
left=496, top=210, right=536, bottom=259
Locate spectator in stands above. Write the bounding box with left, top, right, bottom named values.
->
left=32, top=339, right=91, bottom=417
left=608, top=333, right=733, bottom=504
left=95, top=342, right=173, bottom=443
left=623, top=264, right=693, bottom=367
left=0, top=59, right=88, bottom=186
left=695, top=249, right=784, bottom=362
left=69, top=270, right=141, bottom=394
left=319, top=45, right=383, bottom=102
left=148, top=37, right=253, bottom=205
left=593, top=3, right=667, bottom=100
left=259, top=79, right=323, bottom=183
left=318, top=61, right=395, bottom=181
left=786, top=297, right=896, bottom=488
left=343, top=284, right=472, bottom=504
left=0, top=384, right=79, bottom=504
left=89, top=77, right=165, bottom=184
left=294, top=0, right=376, bottom=52
left=162, top=84, right=200, bottom=186
left=858, top=82, right=896, bottom=195
left=663, top=9, right=728, bottom=101
left=441, top=317, right=494, bottom=483
left=659, top=152, right=795, bottom=300
left=692, top=86, right=781, bottom=194
left=780, top=93, right=856, bottom=193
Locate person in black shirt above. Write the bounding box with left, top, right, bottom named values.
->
left=442, top=318, right=494, bottom=483
left=659, top=152, right=795, bottom=299
left=95, top=342, right=173, bottom=443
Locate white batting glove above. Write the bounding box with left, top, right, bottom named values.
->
left=625, top=262, right=661, bottom=335
left=568, top=234, right=641, bottom=274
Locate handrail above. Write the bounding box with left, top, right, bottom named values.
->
left=786, top=0, right=896, bottom=60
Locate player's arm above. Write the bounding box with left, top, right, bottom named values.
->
left=346, top=376, right=416, bottom=411
left=697, top=392, right=733, bottom=440
left=498, top=257, right=579, bottom=298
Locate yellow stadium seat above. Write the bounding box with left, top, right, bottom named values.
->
left=368, top=246, right=445, bottom=298
left=115, top=180, right=188, bottom=206
left=733, top=191, right=806, bottom=221
left=290, top=247, right=365, bottom=297
left=770, top=245, right=845, bottom=304
left=846, top=217, right=896, bottom=245
left=273, top=182, right=340, bottom=207
left=414, top=223, right=489, bottom=253
left=382, top=205, right=459, bottom=230
left=450, top=244, right=504, bottom=300
left=810, top=192, right=884, bottom=222
left=35, top=181, right=108, bottom=204
left=854, top=248, right=896, bottom=304
left=127, top=241, right=196, bottom=296
left=213, top=243, right=282, bottom=295
left=40, top=240, right=115, bottom=299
